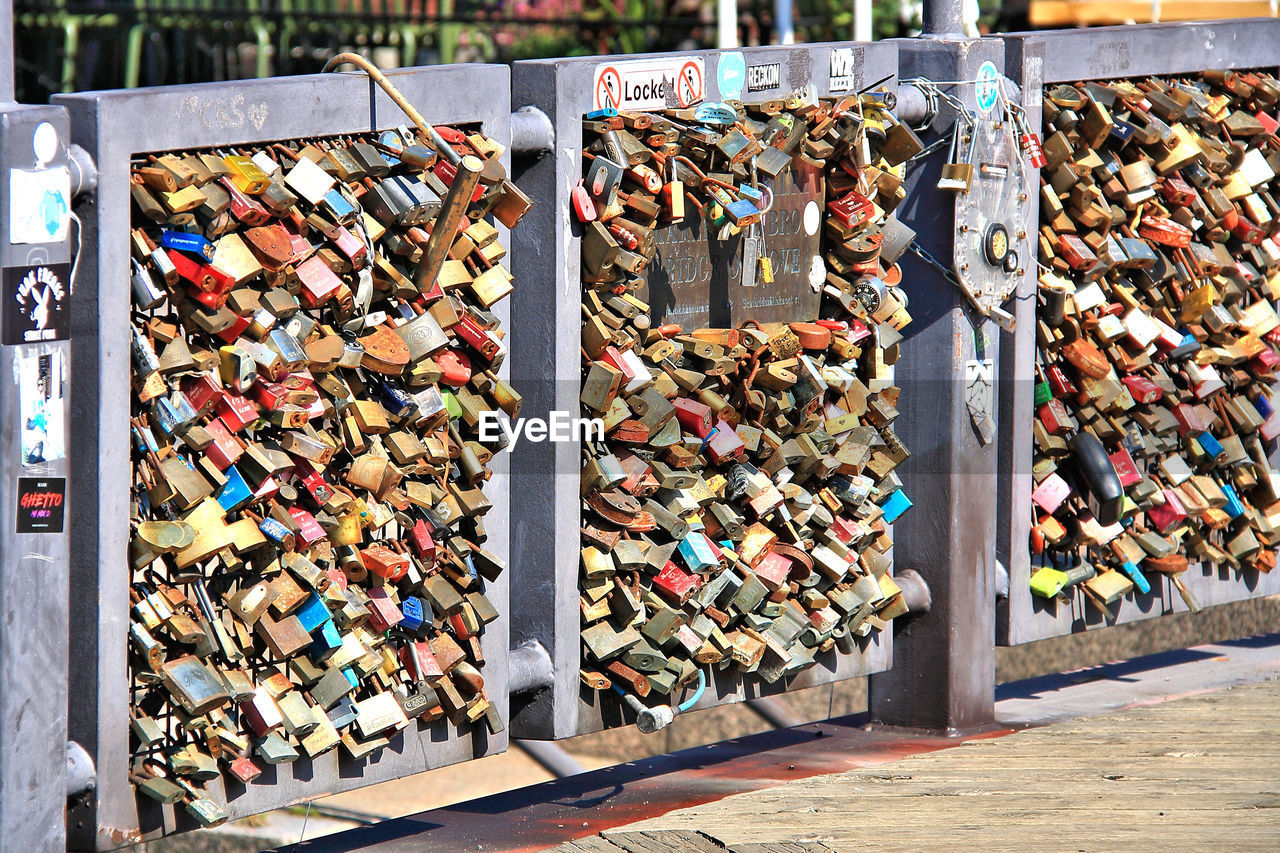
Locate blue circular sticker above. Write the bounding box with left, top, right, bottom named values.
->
left=975, top=60, right=1000, bottom=115
left=718, top=52, right=746, bottom=101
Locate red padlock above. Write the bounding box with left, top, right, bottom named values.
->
left=571, top=180, right=597, bottom=223
left=828, top=191, right=874, bottom=229
left=1138, top=215, right=1192, bottom=248
left=1020, top=132, right=1047, bottom=168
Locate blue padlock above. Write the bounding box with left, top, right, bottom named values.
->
left=1221, top=483, right=1245, bottom=519
left=216, top=466, right=253, bottom=512
left=294, top=592, right=332, bottom=633
left=328, top=696, right=358, bottom=729
left=1167, top=332, right=1201, bottom=360
left=160, top=230, right=215, bottom=261
left=677, top=532, right=719, bottom=573
left=1120, top=560, right=1151, bottom=595
left=308, top=620, right=343, bottom=661
left=694, top=102, right=738, bottom=125
left=1195, top=431, right=1224, bottom=459
left=320, top=186, right=357, bottom=223
left=880, top=489, right=913, bottom=524
left=258, top=516, right=293, bottom=548
left=377, top=129, right=404, bottom=167
left=1110, top=120, right=1136, bottom=143
left=400, top=596, right=428, bottom=636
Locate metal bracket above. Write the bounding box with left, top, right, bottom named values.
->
left=509, top=641, right=555, bottom=695
left=895, top=569, right=933, bottom=616
left=510, top=106, right=554, bottom=159
left=66, top=741, right=96, bottom=798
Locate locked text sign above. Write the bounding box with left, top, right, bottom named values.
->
left=593, top=57, right=705, bottom=111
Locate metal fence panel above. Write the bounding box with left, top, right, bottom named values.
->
left=509, top=42, right=901, bottom=740
left=54, top=65, right=513, bottom=849
left=997, top=19, right=1280, bottom=646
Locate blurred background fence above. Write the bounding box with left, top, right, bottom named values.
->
left=14, top=0, right=931, bottom=103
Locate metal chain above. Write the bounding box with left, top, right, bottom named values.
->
left=905, top=240, right=962, bottom=288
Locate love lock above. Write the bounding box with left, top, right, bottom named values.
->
left=576, top=92, right=919, bottom=725
left=126, top=85, right=526, bottom=808
left=1029, top=69, right=1280, bottom=618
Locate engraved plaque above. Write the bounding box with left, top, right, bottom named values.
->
left=644, top=159, right=824, bottom=328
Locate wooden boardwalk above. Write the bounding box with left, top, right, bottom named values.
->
left=564, top=679, right=1280, bottom=852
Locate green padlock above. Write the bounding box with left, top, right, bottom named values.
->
left=1029, top=567, right=1069, bottom=598
left=1033, top=380, right=1053, bottom=407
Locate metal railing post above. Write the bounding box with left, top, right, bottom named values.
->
left=867, top=36, right=1002, bottom=733
left=922, top=0, right=966, bottom=37
left=0, top=100, right=75, bottom=852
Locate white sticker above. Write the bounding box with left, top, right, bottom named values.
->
left=828, top=47, right=860, bottom=93
left=808, top=255, right=826, bottom=292
left=32, top=122, right=59, bottom=167
left=9, top=167, right=71, bottom=245
left=17, top=346, right=67, bottom=466
left=593, top=57, right=705, bottom=111
left=965, top=358, right=996, bottom=446
left=802, top=200, right=821, bottom=236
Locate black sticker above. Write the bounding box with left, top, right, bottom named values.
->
left=16, top=477, right=66, bottom=533
left=3, top=262, right=71, bottom=345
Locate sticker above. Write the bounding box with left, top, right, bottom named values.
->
left=32, top=122, right=59, bottom=167
left=808, top=255, right=826, bottom=291
left=4, top=262, right=70, bottom=344
left=803, top=200, right=821, bottom=236
left=593, top=57, right=705, bottom=111
left=965, top=358, right=996, bottom=445
left=975, top=60, right=1001, bottom=115
left=694, top=102, right=738, bottom=126
left=828, top=47, right=862, bottom=93
left=748, top=62, right=781, bottom=93
left=718, top=52, right=746, bottom=100
left=9, top=167, right=71, bottom=245
left=16, top=477, right=66, bottom=533
left=18, top=348, right=66, bottom=466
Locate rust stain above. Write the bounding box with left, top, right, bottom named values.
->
left=104, top=825, right=143, bottom=845
left=494, top=726, right=1016, bottom=852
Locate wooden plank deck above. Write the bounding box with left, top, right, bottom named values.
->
left=571, top=679, right=1280, bottom=852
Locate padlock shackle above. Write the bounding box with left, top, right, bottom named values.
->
left=322, top=53, right=460, bottom=166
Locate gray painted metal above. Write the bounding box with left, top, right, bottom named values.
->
left=997, top=20, right=1280, bottom=646
left=922, top=0, right=966, bottom=38
left=1005, top=18, right=1280, bottom=86
left=0, top=101, right=73, bottom=853
left=867, top=36, right=1002, bottom=733
left=509, top=43, right=900, bottom=740
left=53, top=66, right=514, bottom=850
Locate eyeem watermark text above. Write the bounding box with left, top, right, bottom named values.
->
left=479, top=411, right=605, bottom=450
